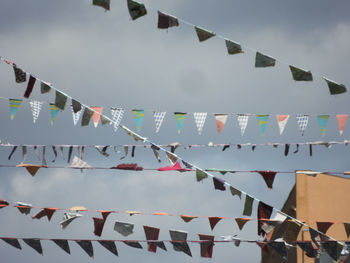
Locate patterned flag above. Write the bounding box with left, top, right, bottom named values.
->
left=317, top=115, right=330, bottom=136
left=132, top=109, right=144, bottom=131
left=90, top=106, right=103, bottom=128
left=29, top=101, right=43, bottom=124
left=110, top=107, right=124, bottom=131
left=13, top=64, right=26, bottom=83
left=50, top=103, right=60, bottom=125
left=296, top=114, right=309, bottom=136
left=214, top=114, right=228, bottom=133
left=193, top=112, right=207, bottom=135
left=9, top=99, right=22, bottom=120
left=71, top=105, right=83, bottom=126
left=153, top=111, right=166, bottom=133
left=174, top=112, right=187, bottom=133
left=237, top=114, right=249, bottom=136
left=225, top=39, right=243, bottom=55
left=336, top=114, right=348, bottom=135
left=256, top=115, right=269, bottom=135
left=255, top=52, right=276, bottom=67
left=127, top=0, right=147, bottom=20
left=276, top=115, right=289, bottom=135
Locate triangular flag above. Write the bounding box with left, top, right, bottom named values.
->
left=90, top=106, right=103, bottom=128
left=208, top=217, right=223, bottom=230
left=256, top=114, right=269, bottom=135
left=213, top=177, right=226, bottom=191
left=229, top=186, right=242, bottom=199
left=93, top=0, right=110, bottom=11
left=323, top=77, right=347, bottom=95
left=316, top=221, right=333, bottom=234
left=0, top=199, right=9, bottom=209
left=180, top=215, right=198, bottom=223
left=132, top=109, right=144, bottom=131
left=15, top=202, right=32, bottom=215
left=72, top=99, right=82, bottom=113
left=93, top=217, right=107, bottom=237
left=237, top=114, right=249, bottom=136
left=198, top=234, right=214, bottom=258
left=169, top=229, right=192, bottom=257
left=225, top=39, right=243, bottom=55
left=16, top=164, right=43, bottom=177
left=214, top=114, right=228, bottom=133
left=322, top=241, right=343, bottom=261
left=49, top=103, right=60, bottom=125
left=29, top=101, right=43, bottom=124
left=296, top=241, right=317, bottom=258
left=23, top=238, right=43, bottom=255
left=255, top=52, right=276, bottom=67
left=55, top=91, right=67, bottom=110
left=196, top=169, right=208, bottom=182
left=71, top=105, right=83, bottom=126
left=267, top=241, right=287, bottom=259
left=153, top=111, right=166, bottom=133
left=194, top=26, right=215, bottom=42
left=289, top=65, right=313, bottom=81
left=123, top=241, right=143, bottom=249
left=317, top=115, right=330, bottom=136
left=71, top=156, right=92, bottom=168
left=174, top=112, right=187, bottom=133
left=336, top=114, right=348, bottom=135
left=193, top=112, right=207, bottom=135
left=283, top=220, right=302, bottom=244
left=344, top=223, right=350, bottom=238
left=127, top=0, right=147, bottom=20
left=157, top=11, right=179, bottom=29
left=98, top=241, right=118, bottom=256
left=32, top=208, right=57, bottom=221
left=52, top=239, right=70, bottom=254
left=81, top=107, right=94, bottom=126
left=256, top=171, right=277, bottom=189
left=110, top=107, right=124, bottom=131
left=143, top=226, right=160, bottom=253
left=13, top=64, right=26, bottom=83
left=76, top=240, right=94, bottom=258
left=9, top=99, right=22, bottom=120
left=40, top=81, right=51, bottom=94
left=276, top=115, right=289, bottom=135
left=60, top=213, right=82, bottom=229
left=296, top=114, right=309, bottom=136
left=235, top=218, right=251, bottom=230
left=2, top=238, right=22, bottom=250
left=243, top=195, right=254, bottom=216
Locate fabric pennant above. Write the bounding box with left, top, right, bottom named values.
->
left=180, top=215, right=198, bottom=223
left=16, top=164, right=42, bottom=177
left=72, top=99, right=82, bottom=113
left=235, top=218, right=251, bottom=230
left=165, top=151, right=178, bottom=165
left=32, top=208, right=57, bottom=221
left=13, top=64, right=26, bottom=83
left=123, top=241, right=143, bottom=249
left=71, top=105, right=83, bottom=126
left=55, top=91, right=67, bottom=110
left=229, top=186, right=242, bottom=199
left=198, top=234, right=214, bottom=258
left=93, top=217, right=107, bottom=237
left=158, top=11, right=179, bottom=29
left=257, top=201, right=273, bottom=236
left=336, top=114, right=348, bottom=135
left=153, top=111, right=166, bottom=133
left=193, top=112, right=207, bottom=135
left=71, top=156, right=92, bottom=168
left=114, top=221, right=134, bottom=237
left=344, top=223, right=350, bottom=238
left=93, top=0, right=110, bottom=11
left=243, top=195, right=254, bottom=216
left=237, top=114, right=249, bottom=136
left=283, top=220, right=302, bottom=244
left=317, top=115, right=330, bottom=136
left=296, top=114, right=309, bottom=136
left=40, top=81, right=51, bottom=94
left=98, top=241, right=118, bottom=256
left=52, top=239, right=70, bottom=254
left=256, top=171, right=277, bottom=189
left=90, top=106, right=103, bottom=128
left=194, top=26, right=215, bottom=42
left=81, top=107, right=94, bottom=126
left=316, top=221, right=333, bottom=234
left=256, top=114, right=269, bottom=135
left=213, top=177, right=226, bottom=191
left=100, top=115, right=111, bottom=125
left=276, top=115, right=289, bottom=135
left=174, top=112, right=187, bottom=133
left=225, top=39, right=243, bottom=55
left=208, top=217, right=223, bottom=230
left=127, top=0, right=147, bottom=20
left=296, top=241, right=317, bottom=258
left=110, top=107, right=124, bottom=131
left=289, top=65, right=313, bottom=81
left=2, top=238, right=22, bottom=250
left=267, top=241, right=287, bottom=259
left=76, top=240, right=94, bottom=258
left=0, top=199, right=9, bottom=209
left=49, top=103, right=60, bottom=125
left=322, top=241, right=343, bottom=261
left=169, top=229, right=192, bottom=257
left=323, top=77, right=347, bottom=95
left=196, top=169, right=208, bottom=182
left=24, top=75, right=36, bottom=98
left=132, top=109, right=144, bottom=131
left=214, top=114, right=228, bottom=133
left=15, top=202, right=32, bottom=215
left=23, top=238, right=43, bottom=255
left=143, top=226, right=160, bottom=253
left=255, top=52, right=276, bottom=67
left=29, top=101, right=43, bottom=123
left=9, top=99, right=22, bottom=120
left=60, top=212, right=82, bottom=229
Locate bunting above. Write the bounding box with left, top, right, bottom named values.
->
left=214, top=114, right=228, bottom=133
left=23, top=238, right=43, bottom=255
left=76, top=240, right=94, bottom=258
left=174, top=112, right=187, bottom=133
left=317, top=115, right=330, bottom=136
left=157, top=11, right=179, bottom=29
left=193, top=112, right=207, bottom=135
left=60, top=213, right=82, bottom=229
left=276, top=115, right=289, bottom=135
left=194, top=26, right=215, bottom=42
left=92, top=0, right=110, bottom=11
left=225, top=39, right=243, bottom=55
left=81, top=107, right=94, bottom=126
left=98, top=241, right=118, bottom=257
left=143, top=226, right=161, bottom=253
left=198, top=234, right=214, bottom=258
left=169, top=229, right=192, bottom=257
left=323, top=77, right=347, bottom=95
left=49, top=103, right=60, bottom=125
left=255, top=52, right=276, bottom=67
left=23, top=75, right=36, bottom=98
left=110, top=107, right=124, bottom=131
left=90, top=106, right=103, bottom=128
left=336, top=114, right=348, bottom=135
left=13, top=64, right=26, bottom=83
left=127, top=0, right=147, bottom=20
left=55, top=91, right=67, bottom=110
left=52, top=239, right=70, bottom=254
left=289, top=65, right=313, bottom=81
left=9, top=99, right=22, bottom=120
left=132, top=109, right=144, bottom=131
left=296, top=114, right=309, bottom=136
left=153, top=111, right=166, bottom=133
left=256, top=114, right=269, bottom=135
left=2, top=238, right=22, bottom=250
left=29, top=101, right=43, bottom=123
left=71, top=105, right=83, bottom=126
left=237, top=114, right=249, bottom=136
left=40, top=81, right=51, bottom=94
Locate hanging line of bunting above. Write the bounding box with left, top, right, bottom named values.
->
left=90, top=0, right=347, bottom=96
left=1, top=56, right=345, bottom=247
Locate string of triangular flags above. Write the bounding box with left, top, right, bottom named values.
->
left=1, top=55, right=346, bottom=250
left=91, top=0, right=347, bottom=96
left=3, top=97, right=349, bottom=136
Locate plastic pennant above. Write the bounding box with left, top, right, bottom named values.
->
left=132, top=109, right=144, bottom=131
left=9, top=99, right=22, bottom=120
left=296, top=114, right=309, bottom=136
left=229, top=186, right=242, bottom=199
left=225, top=39, right=243, bottom=55
left=316, top=221, right=333, bottom=234
left=71, top=156, right=92, bottom=169
left=289, top=65, right=313, bottom=81
left=317, top=115, right=330, bottom=136
left=157, top=11, right=179, bottom=29
left=276, top=115, right=289, bottom=135
left=127, top=0, right=147, bottom=20
left=76, top=240, right=94, bottom=258
left=256, top=114, right=269, bottom=135
left=93, top=217, right=106, bottom=237
left=256, top=171, right=277, bottom=189
left=92, top=0, right=110, bottom=11
left=60, top=212, right=82, bottom=229
left=55, top=90, right=67, bottom=110
left=323, top=77, right=347, bottom=95
left=98, top=241, right=118, bottom=257
left=49, top=103, right=60, bottom=125
left=16, top=164, right=42, bottom=177
left=198, top=234, right=214, bottom=258
left=90, top=106, right=103, bottom=128
left=322, top=241, right=344, bottom=261
left=32, top=208, right=58, bottom=221
left=153, top=111, right=166, bottom=133
left=2, top=238, right=22, bottom=250
left=174, top=112, right=187, bottom=133
left=23, top=238, right=43, bottom=255
left=255, top=52, right=276, bottom=67
left=237, top=114, right=249, bottom=136
left=143, top=225, right=160, bottom=253
left=123, top=241, right=143, bottom=249
left=267, top=241, right=287, bottom=259
left=110, top=107, right=124, bottom=131
left=336, top=114, right=348, bottom=135
left=283, top=220, right=302, bottom=244
left=194, top=26, right=215, bottom=42
left=13, top=64, right=26, bottom=83
left=213, top=177, right=226, bottom=191
left=193, top=112, right=207, bottom=135
left=214, top=114, right=228, bottom=133
left=52, top=239, right=70, bottom=254
left=296, top=241, right=317, bottom=258
left=196, top=169, right=208, bottom=182
left=29, top=101, right=43, bottom=124
left=71, top=99, right=82, bottom=113
left=169, top=229, right=192, bottom=257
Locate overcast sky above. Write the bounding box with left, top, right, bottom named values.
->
left=0, top=0, right=349, bottom=262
